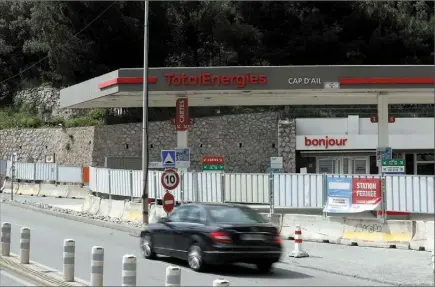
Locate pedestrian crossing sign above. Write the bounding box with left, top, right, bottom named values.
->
left=161, top=150, right=176, bottom=167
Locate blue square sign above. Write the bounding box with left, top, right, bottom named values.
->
left=161, top=150, right=176, bottom=167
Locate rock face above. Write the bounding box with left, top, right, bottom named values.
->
left=0, top=112, right=297, bottom=173
left=15, top=85, right=85, bottom=119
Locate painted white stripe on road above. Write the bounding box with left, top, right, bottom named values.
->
left=0, top=270, right=35, bottom=286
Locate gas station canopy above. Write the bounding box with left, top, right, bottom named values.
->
left=59, top=65, right=434, bottom=109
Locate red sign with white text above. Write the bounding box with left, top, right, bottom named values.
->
left=202, top=156, right=224, bottom=164
left=352, top=178, right=381, bottom=205
left=176, top=98, right=189, bottom=131
left=164, top=73, right=267, bottom=88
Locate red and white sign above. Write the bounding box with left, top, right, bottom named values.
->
left=304, top=136, right=347, bottom=149
left=176, top=98, right=189, bottom=131
left=161, top=168, right=180, bottom=190
left=352, top=178, right=381, bottom=206
left=162, top=192, right=175, bottom=213
left=202, top=156, right=224, bottom=164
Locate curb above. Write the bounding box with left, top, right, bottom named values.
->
left=0, top=252, right=89, bottom=286
left=3, top=200, right=143, bottom=236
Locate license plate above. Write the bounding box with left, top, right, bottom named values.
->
left=240, top=234, right=265, bottom=241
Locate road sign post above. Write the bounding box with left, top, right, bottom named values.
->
left=162, top=192, right=175, bottom=214
left=161, top=169, right=180, bottom=190
left=202, top=156, right=224, bottom=172
left=161, top=150, right=176, bottom=168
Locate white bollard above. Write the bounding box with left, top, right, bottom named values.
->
left=122, top=254, right=136, bottom=286
left=165, top=266, right=181, bottom=286
left=63, top=239, right=75, bottom=282
left=20, top=227, right=30, bottom=264
left=213, top=279, right=230, bottom=286
left=289, top=225, right=309, bottom=258
left=1, top=222, right=11, bottom=256
left=91, top=246, right=104, bottom=286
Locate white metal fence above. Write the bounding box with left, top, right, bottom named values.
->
left=88, top=166, right=434, bottom=214
left=1, top=159, right=433, bottom=214
left=0, top=160, right=83, bottom=183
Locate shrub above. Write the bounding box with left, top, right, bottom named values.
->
left=65, top=116, right=103, bottom=128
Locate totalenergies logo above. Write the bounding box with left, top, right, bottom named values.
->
left=164, top=73, right=267, bottom=88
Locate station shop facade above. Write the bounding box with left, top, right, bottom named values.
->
left=294, top=116, right=434, bottom=176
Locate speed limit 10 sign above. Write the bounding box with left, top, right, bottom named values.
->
left=161, top=168, right=180, bottom=190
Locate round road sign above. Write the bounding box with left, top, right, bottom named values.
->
left=161, top=168, right=180, bottom=190
left=162, top=192, right=175, bottom=213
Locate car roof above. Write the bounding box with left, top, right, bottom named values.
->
left=182, top=202, right=251, bottom=209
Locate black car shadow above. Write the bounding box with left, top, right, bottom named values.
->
left=157, top=256, right=313, bottom=279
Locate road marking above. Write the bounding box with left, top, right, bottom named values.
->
left=0, top=270, right=34, bottom=286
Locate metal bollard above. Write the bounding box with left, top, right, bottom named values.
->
left=122, top=254, right=136, bottom=286
left=63, top=239, right=75, bottom=282
left=91, top=246, right=104, bottom=286
left=213, top=279, right=230, bottom=286
left=20, top=227, right=30, bottom=264
left=165, top=266, right=181, bottom=286
left=1, top=222, right=11, bottom=256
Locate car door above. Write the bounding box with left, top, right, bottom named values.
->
left=171, top=205, right=207, bottom=259
left=154, top=206, right=189, bottom=254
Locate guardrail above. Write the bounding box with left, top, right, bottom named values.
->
left=1, top=160, right=433, bottom=214
left=0, top=160, right=86, bottom=184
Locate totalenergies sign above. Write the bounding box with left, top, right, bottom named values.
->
left=304, top=136, right=348, bottom=149
left=164, top=73, right=267, bottom=88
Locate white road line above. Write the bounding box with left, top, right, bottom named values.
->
left=0, top=270, right=35, bottom=286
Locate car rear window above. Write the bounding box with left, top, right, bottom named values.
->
left=206, top=206, right=267, bottom=224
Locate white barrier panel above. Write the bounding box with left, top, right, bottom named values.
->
left=35, top=163, right=57, bottom=181
left=15, top=162, right=34, bottom=180
left=273, top=174, right=324, bottom=208
left=224, top=173, right=269, bottom=203
left=58, top=166, right=82, bottom=183
left=197, top=172, right=222, bottom=202
left=96, top=168, right=110, bottom=194
left=89, top=167, right=97, bottom=192
left=386, top=175, right=434, bottom=214
left=110, top=169, right=131, bottom=197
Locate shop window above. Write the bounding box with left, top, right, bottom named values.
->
left=417, top=153, right=434, bottom=162
left=342, top=158, right=350, bottom=174
left=353, top=159, right=367, bottom=174
left=318, top=159, right=335, bottom=174
left=417, top=163, right=435, bottom=175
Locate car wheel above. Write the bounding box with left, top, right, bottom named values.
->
left=188, top=243, right=206, bottom=272
left=256, top=262, right=273, bottom=273
left=140, top=233, right=156, bottom=260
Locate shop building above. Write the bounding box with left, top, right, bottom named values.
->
left=296, top=116, right=434, bottom=175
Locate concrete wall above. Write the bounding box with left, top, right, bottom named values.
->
left=0, top=112, right=297, bottom=173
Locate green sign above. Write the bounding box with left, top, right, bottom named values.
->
left=203, top=164, right=224, bottom=171
left=381, top=159, right=405, bottom=166
left=381, top=159, right=405, bottom=174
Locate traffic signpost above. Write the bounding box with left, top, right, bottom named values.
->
left=161, top=168, right=180, bottom=190
left=202, top=156, right=224, bottom=171
left=162, top=192, right=175, bottom=214
left=381, top=159, right=405, bottom=175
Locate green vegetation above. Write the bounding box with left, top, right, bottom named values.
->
left=0, top=1, right=433, bottom=124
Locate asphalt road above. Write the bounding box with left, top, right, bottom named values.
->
left=0, top=269, right=34, bottom=286
left=0, top=203, right=387, bottom=286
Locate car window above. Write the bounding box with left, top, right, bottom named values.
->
left=168, top=206, right=189, bottom=222
left=185, top=206, right=205, bottom=224
left=207, top=206, right=267, bottom=224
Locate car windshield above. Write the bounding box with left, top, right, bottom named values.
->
left=206, top=205, right=267, bottom=224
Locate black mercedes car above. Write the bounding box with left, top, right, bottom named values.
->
left=140, top=203, right=282, bottom=273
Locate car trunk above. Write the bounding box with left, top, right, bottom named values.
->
left=217, top=223, right=277, bottom=246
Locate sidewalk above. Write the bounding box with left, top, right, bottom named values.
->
left=281, top=240, right=434, bottom=286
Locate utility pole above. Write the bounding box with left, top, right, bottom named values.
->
left=141, top=0, right=150, bottom=225
left=10, top=153, right=17, bottom=201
